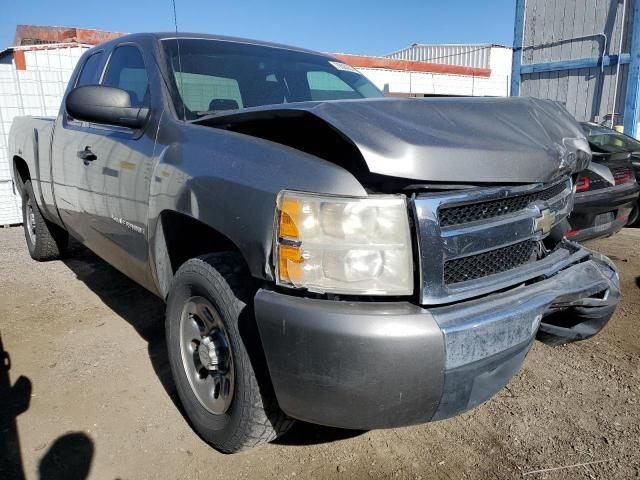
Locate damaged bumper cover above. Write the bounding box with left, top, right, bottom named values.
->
left=254, top=249, right=619, bottom=430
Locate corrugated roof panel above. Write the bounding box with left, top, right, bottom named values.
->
left=386, top=44, right=494, bottom=69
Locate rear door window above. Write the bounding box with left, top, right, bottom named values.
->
left=77, top=52, right=104, bottom=86
left=102, top=45, right=149, bottom=108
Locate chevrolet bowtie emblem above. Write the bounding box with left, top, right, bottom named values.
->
left=534, top=208, right=556, bottom=235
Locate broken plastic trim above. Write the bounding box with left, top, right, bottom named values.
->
left=194, top=109, right=370, bottom=178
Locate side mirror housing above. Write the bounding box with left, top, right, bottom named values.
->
left=65, top=85, right=149, bottom=129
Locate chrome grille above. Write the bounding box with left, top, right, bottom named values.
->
left=413, top=178, right=574, bottom=305
left=439, top=181, right=567, bottom=227
left=443, top=240, right=537, bottom=285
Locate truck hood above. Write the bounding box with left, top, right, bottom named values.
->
left=194, top=97, right=591, bottom=184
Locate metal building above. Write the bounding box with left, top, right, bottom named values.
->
left=334, top=44, right=513, bottom=98
left=386, top=43, right=494, bottom=70
left=511, top=0, right=640, bottom=138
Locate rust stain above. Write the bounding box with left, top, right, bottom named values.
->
left=330, top=53, right=492, bottom=78
left=14, top=25, right=126, bottom=47
left=13, top=50, right=26, bottom=70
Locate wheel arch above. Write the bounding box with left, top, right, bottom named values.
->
left=12, top=155, right=30, bottom=193
left=151, top=210, right=249, bottom=299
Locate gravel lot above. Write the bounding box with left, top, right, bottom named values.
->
left=1, top=226, right=639, bottom=480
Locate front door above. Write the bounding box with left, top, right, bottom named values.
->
left=75, top=43, right=157, bottom=288
left=51, top=49, right=106, bottom=244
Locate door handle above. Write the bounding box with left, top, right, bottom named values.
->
left=77, top=146, right=97, bottom=164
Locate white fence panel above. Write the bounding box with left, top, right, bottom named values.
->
left=0, top=47, right=84, bottom=225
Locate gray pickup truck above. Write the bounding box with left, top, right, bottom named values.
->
left=9, top=32, right=620, bottom=453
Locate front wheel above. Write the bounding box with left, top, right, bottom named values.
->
left=165, top=253, right=293, bottom=453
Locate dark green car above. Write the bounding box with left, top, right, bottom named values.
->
left=567, top=123, right=640, bottom=239
left=585, top=124, right=640, bottom=226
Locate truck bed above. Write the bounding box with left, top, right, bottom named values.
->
left=8, top=116, right=56, bottom=222
left=8, top=116, right=55, bottom=163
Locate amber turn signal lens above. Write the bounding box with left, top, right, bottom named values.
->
left=278, top=244, right=303, bottom=283
left=279, top=198, right=300, bottom=239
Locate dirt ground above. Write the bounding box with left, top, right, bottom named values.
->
left=0, top=226, right=638, bottom=480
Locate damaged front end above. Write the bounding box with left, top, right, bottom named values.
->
left=428, top=249, right=619, bottom=420
left=255, top=194, right=619, bottom=427
left=254, top=246, right=619, bottom=428
left=244, top=96, right=620, bottom=430
left=410, top=173, right=619, bottom=351
left=194, top=96, right=591, bottom=184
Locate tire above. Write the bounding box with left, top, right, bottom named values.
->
left=21, top=180, right=68, bottom=261
left=165, top=252, right=293, bottom=453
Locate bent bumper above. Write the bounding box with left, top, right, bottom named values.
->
left=254, top=252, right=619, bottom=430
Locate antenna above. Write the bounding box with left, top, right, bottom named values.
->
left=172, top=0, right=186, bottom=120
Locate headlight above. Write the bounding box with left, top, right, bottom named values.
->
left=274, top=191, right=413, bottom=295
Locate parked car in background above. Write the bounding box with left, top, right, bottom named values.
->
left=582, top=125, right=640, bottom=226
left=564, top=123, right=640, bottom=241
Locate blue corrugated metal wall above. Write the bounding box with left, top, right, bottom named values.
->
left=511, top=0, right=639, bottom=138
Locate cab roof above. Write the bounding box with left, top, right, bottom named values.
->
left=96, top=32, right=324, bottom=57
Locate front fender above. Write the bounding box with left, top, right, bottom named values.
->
left=147, top=121, right=367, bottom=286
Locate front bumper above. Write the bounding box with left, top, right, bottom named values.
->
left=568, top=182, right=640, bottom=241
left=254, top=250, right=619, bottom=430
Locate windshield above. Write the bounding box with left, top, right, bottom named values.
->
left=581, top=123, right=640, bottom=154
left=161, top=38, right=383, bottom=120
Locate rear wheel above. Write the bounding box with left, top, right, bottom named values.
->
left=21, top=180, right=68, bottom=261
left=165, top=253, right=293, bottom=452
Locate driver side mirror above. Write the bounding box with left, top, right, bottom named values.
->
left=65, top=85, right=150, bottom=129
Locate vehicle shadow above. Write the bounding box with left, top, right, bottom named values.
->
left=60, top=240, right=362, bottom=447
left=60, top=240, right=177, bottom=408
left=1, top=333, right=94, bottom=479
left=273, top=422, right=364, bottom=446
left=636, top=276, right=640, bottom=289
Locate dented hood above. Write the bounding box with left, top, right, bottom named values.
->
left=195, top=97, right=591, bottom=183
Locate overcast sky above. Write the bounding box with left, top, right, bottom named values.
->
left=3, top=0, right=516, bottom=55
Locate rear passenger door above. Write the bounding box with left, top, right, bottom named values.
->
left=74, top=44, right=158, bottom=288
left=51, top=49, right=106, bottom=241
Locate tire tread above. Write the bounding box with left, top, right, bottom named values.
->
left=168, top=252, right=293, bottom=453
left=22, top=180, right=68, bottom=261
